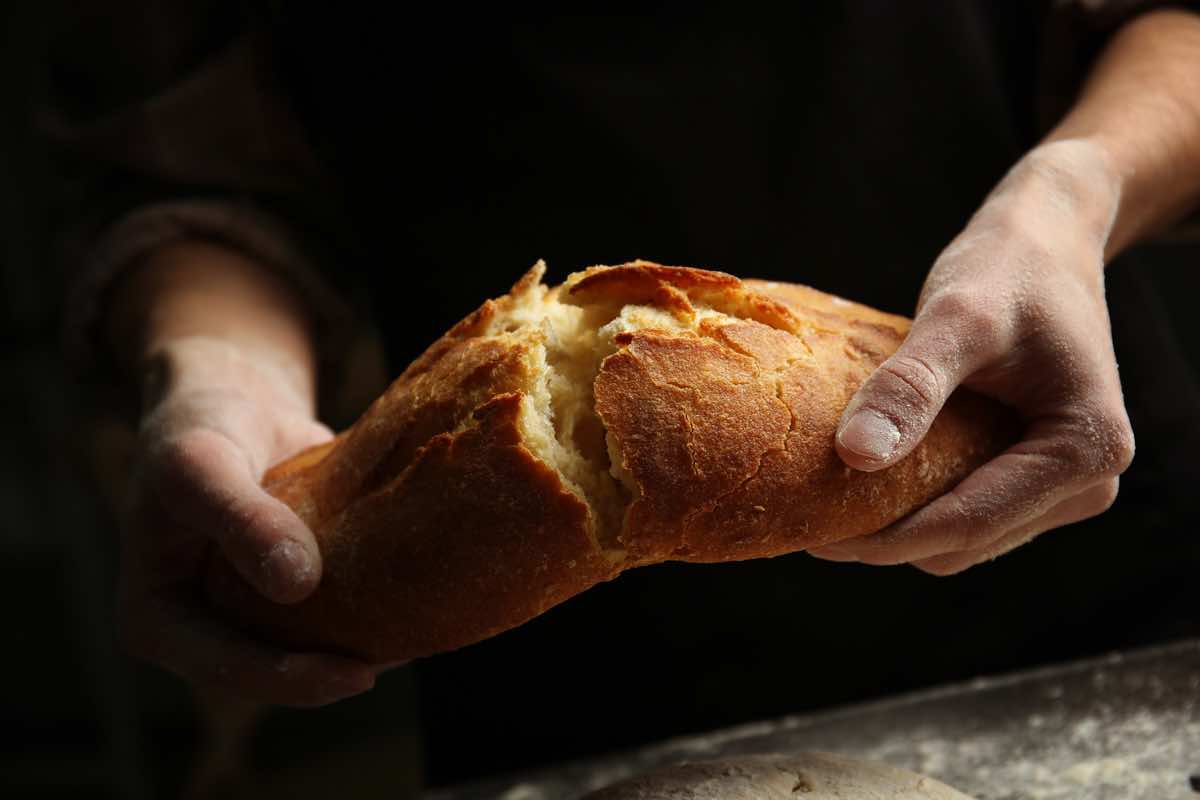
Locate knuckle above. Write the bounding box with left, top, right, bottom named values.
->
left=878, top=354, right=943, bottom=409
left=220, top=497, right=279, bottom=543
left=1042, top=435, right=1092, bottom=475
left=923, top=290, right=975, bottom=324
left=1057, top=408, right=1135, bottom=478
left=899, top=491, right=989, bottom=556
left=922, top=292, right=1005, bottom=355
left=1100, top=418, right=1136, bottom=476
left=938, top=489, right=988, bottom=541
left=145, top=429, right=225, bottom=489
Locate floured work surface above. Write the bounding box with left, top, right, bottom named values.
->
left=428, top=639, right=1200, bottom=800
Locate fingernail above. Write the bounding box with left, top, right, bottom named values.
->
left=259, top=539, right=316, bottom=601
left=838, top=410, right=900, bottom=462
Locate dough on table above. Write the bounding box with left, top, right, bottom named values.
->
left=581, top=752, right=974, bottom=799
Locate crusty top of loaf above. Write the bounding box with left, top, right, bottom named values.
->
left=564, top=260, right=909, bottom=336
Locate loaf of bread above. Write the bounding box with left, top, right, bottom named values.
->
left=207, top=261, right=1017, bottom=663
left=581, top=752, right=974, bottom=799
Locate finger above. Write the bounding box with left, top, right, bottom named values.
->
left=912, top=478, right=1119, bottom=576
left=807, top=544, right=860, bottom=563
left=830, top=426, right=1086, bottom=564
left=373, top=660, right=412, bottom=677
left=282, top=419, right=336, bottom=458
left=147, top=428, right=321, bottom=603
left=122, top=597, right=375, bottom=707
left=836, top=295, right=998, bottom=471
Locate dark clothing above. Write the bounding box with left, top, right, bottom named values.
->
left=284, top=4, right=1030, bottom=351
left=44, top=0, right=1200, bottom=786
left=48, top=1, right=1157, bottom=405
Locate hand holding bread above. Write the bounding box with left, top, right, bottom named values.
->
left=208, top=261, right=1018, bottom=664
left=815, top=141, right=1136, bottom=573
left=112, top=243, right=377, bottom=707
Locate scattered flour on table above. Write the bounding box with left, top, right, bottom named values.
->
left=852, top=701, right=1199, bottom=800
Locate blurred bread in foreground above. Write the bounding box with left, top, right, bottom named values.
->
left=581, top=752, right=974, bottom=799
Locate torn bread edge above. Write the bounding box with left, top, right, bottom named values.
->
left=482, top=259, right=814, bottom=563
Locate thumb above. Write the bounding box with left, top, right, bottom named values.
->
left=148, top=428, right=323, bottom=604
left=836, top=313, right=984, bottom=472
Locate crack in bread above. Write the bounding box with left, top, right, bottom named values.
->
left=206, top=260, right=1018, bottom=662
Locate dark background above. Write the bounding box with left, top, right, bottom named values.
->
left=3, top=2, right=1200, bottom=798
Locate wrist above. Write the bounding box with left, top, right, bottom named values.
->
left=1041, top=10, right=1200, bottom=259
left=997, top=139, right=1123, bottom=255
left=107, top=240, right=319, bottom=408
left=140, top=336, right=318, bottom=417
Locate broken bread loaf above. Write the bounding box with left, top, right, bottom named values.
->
left=206, top=261, right=1018, bottom=662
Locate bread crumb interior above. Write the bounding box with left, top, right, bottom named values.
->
left=483, top=266, right=724, bottom=556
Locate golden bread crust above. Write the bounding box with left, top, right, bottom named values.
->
left=208, top=393, right=610, bottom=660
left=594, top=269, right=1013, bottom=563
left=208, top=261, right=1018, bottom=662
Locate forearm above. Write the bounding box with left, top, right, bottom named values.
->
left=106, top=240, right=319, bottom=411
left=1044, top=8, right=1200, bottom=259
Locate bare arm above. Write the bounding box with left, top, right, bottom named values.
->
left=819, top=9, right=1200, bottom=573
left=108, top=239, right=319, bottom=399
left=1050, top=8, right=1200, bottom=258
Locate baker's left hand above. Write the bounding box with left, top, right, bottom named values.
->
left=810, top=140, right=1136, bottom=574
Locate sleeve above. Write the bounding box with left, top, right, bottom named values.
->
left=43, top=1, right=380, bottom=423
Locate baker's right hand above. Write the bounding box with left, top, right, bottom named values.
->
left=107, top=239, right=376, bottom=706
